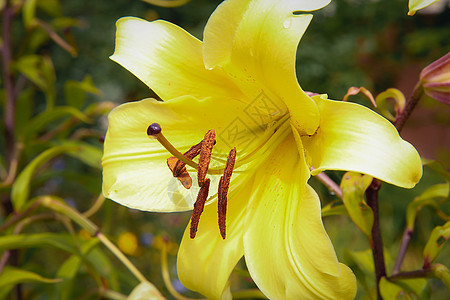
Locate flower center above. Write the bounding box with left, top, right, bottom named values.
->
left=146, top=113, right=292, bottom=240
left=147, top=123, right=236, bottom=240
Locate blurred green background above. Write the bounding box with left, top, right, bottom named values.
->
left=1, top=0, right=449, bottom=299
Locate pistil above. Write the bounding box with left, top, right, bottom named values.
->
left=147, top=123, right=199, bottom=170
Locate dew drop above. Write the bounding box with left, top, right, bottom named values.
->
left=283, top=19, right=292, bottom=29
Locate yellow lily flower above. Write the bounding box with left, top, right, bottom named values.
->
left=102, top=0, right=422, bottom=299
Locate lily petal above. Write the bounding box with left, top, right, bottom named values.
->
left=303, top=97, right=422, bottom=188
left=244, top=136, right=356, bottom=299
left=110, top=17, right=241, bottom=101
left=203, top=0, right=331, bottom=135
left=102, top=96, right=249, bottom=212
left=177, top=176, right=253, bottom=300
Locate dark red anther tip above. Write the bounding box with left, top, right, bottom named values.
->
left=147, top=123, right=161, bottom=136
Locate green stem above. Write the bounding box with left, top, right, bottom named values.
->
left=96, top=233, right=148, bottom=284
left=394, top=83, right=423, bottom=132
left=160, top=240, right=195, bottom=300
left=39, top=196, right=151, bottom=285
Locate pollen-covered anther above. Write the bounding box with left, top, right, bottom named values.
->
left=173, top=141, right=203, bottom=177
left=197, top=130, right=216, bottom=187
left=190, top=178, right=210, bottom=239
left=167, top=157, right=192, bottom=189
left=218, top=147, right=237, bottom=240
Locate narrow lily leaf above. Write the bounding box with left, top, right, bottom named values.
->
left=423, top=159, right=450, bottom=183
left=406, top=183, right=449, bottom=230
left=343, top=249, right=375, bottom=295
left=379, top=277, right=430, bottom=300
left=64, top=75, right=102, bottom=109
left=11, top=145, right=78, bottom=211
left=340, top=172, right=374, bottom=239
left=423, top=221, right=450, bottom=267
left=36, top=0, right=62, bottom=17
left=55, top=238, right=100, bottom=300
left=431, top=264, right=450, bottom=289
left=23, top=0, right=37, bottom=28
left=0, top=233, right=77, bottom=253
left=375, top=88, right=406, bottom=122
left=13, top=55, right=55, bottom=92
left=59, top=140, right=103, bottom=169
left=321, top=202, right=347, bottom=217
left=15, top=88, right=34, bottom=136
left=127, top=281, right=166, bottom=300
left=0, top=266, right=61, bottom=289
left=22, top=106, right=91, bottom=139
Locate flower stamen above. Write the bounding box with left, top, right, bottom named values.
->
left=173, top=141, right=203, bottom=177
left=190, top=178, right=210, bottom=239
left=218, top=147, right=236, bottom=239
left=166, top=156, right=192, bottom=189
left=197, top=130, right=215, bottom=187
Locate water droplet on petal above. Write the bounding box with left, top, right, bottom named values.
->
left=283, top=19, right=291, bottom=29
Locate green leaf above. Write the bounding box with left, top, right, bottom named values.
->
left=37, top=0, right=62, bottom=17
left=11, top=145, right=78, bottom=211
left=65, top=75, right=102, bottom=109
left=423, top=221, right=450, bottom=267
left=340, top=172, right=374, bottom=239
left=380, top=277, right=430, bottom=300
left=375, top=88, right=406, bottom=122
left=22, top=106, right=91, bottom=139
left=0, top=233, right=77, bottom=253
left=127, top=282, right=165, bottom=300
left=344, top=249, right=376, bottom=296
left=58, top=140, right=102, bottom=169
left=15, top=88, right=35, bottom=136
left=23, top=0, right=38, bottom=28
left=55, top=238, right=100, bottom=300
left=406, top=183, right=449, bottom=230
left=13, top=55, right=55, bottom=92
left=321, top=202, right=347, bottom=217
left=0, top=266, right=61, bottom=297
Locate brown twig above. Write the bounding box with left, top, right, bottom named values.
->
left=365, top=178, right=385, bottom=300
left=2, top=0, right=15, bottom=166
left=364, top=79, right=424, bottom=299
left=392, top=228, right=413, bottom=275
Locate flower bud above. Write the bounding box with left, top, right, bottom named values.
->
left=420, top=52, right=450, bottom=105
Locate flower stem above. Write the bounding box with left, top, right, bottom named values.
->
left=160, top=240, right=195, bottom=300
left=312, top=168, right=343, bottom=199
left=97, top=233, right=148, bottom=284
left=392, top=228, right=413, bottom=275
left=39, top=196, right=151, bottom=285
left=394, top=83, right=423, bottom=132
left=365, top=178, right=385, bottom=300
left=1, top=0, right=15, bottom=165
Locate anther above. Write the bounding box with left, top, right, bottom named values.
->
left=173, top=141, right=203, bottom=177
left=167, top=156, right=192, bottom=189
left=218, top=147, right=237, bottom=239
left=147, top=123, right=162, bottom=136
left=197, top=130, right=215, bottom=187
left=190, top=178, right=210, bottom=239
